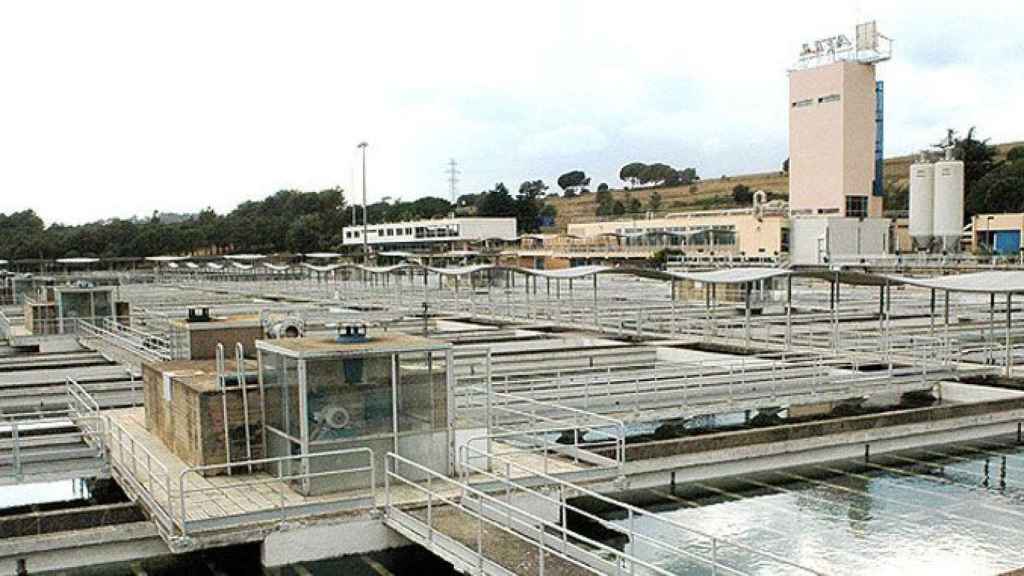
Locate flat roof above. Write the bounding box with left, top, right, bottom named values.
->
left=256, top=331, right=451, bottom=359
left=144, top=358, right=258, bottom=393
left=169, top=314, right=261, bottom=330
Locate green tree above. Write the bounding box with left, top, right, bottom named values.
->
left=1006, top=146, right=1024, bottom=164
left=637, top=163, right=675, bottom=186
left=514, top=180, right=549, bottom=233
left=618, top=163, right=646, bottom=187
left=966, top=159, right=1024, bottom=215
left=885, top=181, right=909, bottom=213
left=627, top=197, right=642, bottom=213
left=732, top=184, right=753, bottom=204
left=476, top=183, right=517, bottom=220
left=647, top=191, right=663, bottom=212
left=595, top=188, right=615, bottom=216
left=556, top=171, right=589, bottom=197
left=676, top=167, right=699, bottom=185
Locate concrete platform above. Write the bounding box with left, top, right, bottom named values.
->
left=106, top=408, right=375, bottom=539
left=104, top=407, right=598, bottom=552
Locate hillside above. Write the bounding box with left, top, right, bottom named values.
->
left=547, top=140, right=1024, bottom=230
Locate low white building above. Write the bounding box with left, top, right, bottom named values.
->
left=342, top=217, right=517, bottom=251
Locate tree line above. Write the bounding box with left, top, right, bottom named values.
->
left=457, top=180, right=556, bottom=233
left=552, top=162, right=701, bottom=201
left=0, top=189, right=460, bottom=260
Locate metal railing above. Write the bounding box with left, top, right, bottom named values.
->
left=384, top=452, right=678, bottom=576
left=0, top=309, right=10, bottom=339
left=176, top=447, right=375, bottom=537
left=78, top=318, right=172, bottom=363
left=457, top=445, right=828, bottom=576
left=98, top=410, right=377, bottom=540
left=0, top=414, right=105, bottom=482
left=103, top=409, right=179, bottom=535
left=66, top=377, right=105, bottom=446
left=457, top=386, right=626, bottom=475
left=0, top=380, right=110, bottom=483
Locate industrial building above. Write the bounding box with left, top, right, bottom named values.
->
left=4, top=261, right=1024, bottom=574
left=5, top=17, right=1024, bottom=576
left=970, top=212, right=1024, bottom=255
left=515, top=206, right=790, bottom=269
left=341, top=216, right=517, bottom=254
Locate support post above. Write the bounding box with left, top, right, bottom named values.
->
left=785, top=276, right=793, bottom=350
left=744, top=282, right=751, bottom=348
left=1007, top=292, right=1013, bottom=378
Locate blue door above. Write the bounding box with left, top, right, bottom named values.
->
left=994, top=231, right=1021, bottom=254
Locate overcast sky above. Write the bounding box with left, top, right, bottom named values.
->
left=1, top=1, right=1021, bottom=225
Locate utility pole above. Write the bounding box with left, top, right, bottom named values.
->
left=445, top=158, right=460, bottom=205
left=358, top=142, right=369, bottom=263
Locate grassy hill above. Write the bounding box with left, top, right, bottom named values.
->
left=547, top=140, right=1024, bottom=230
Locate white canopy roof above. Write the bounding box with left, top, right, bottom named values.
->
left=302, top=263, right=344, bottom=273
left=263, top=263, right=291, bottom=271
left=305, top=252, right=341, bottom=259
left=56, top=257, right=100, bottom=264
left=666, top=267, right=791, bottom=285
left=883, top=271, right=1024, bottom=294
left=224, top=254, right=265, bottom=261
left=425, top=264, right=494, bottom=277
left=145, top=255, right=189, bottom=262
left=520, top=265, right=615, bottom=279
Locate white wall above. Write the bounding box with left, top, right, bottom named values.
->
left=790, top=217, right=890, bottom=265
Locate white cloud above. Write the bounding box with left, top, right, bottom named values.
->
left=0, top=0, right=1021, bottom=224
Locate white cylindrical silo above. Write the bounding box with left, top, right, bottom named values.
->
left=908, top=161, right=935, bottom=249
left=933, top=159, right=965, bottom=252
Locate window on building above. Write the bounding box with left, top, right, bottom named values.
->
left=345, top=231, right=352, bottom=239
left=792, top=99, right=814, bottom=108
left=818, top=94, right=841, bottom=103
left=846, top=196, right=869, bottom=218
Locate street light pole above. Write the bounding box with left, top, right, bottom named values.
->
left=358, top=142, right=369, bottom=264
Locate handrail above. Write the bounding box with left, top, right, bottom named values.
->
left=1, top=415, right=106, bottom=482
left=384, top=452, right=681, bottom=576
left=103, top=411, right=178, bottom=535
left=78, top=318, right=171, bottom=363
left=176, top=447, right=375, bottom=537
left=459, top=444, right=828, bottom=576
left=66, top=377, right=101, bottom=415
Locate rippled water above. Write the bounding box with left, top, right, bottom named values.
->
left=613, top=437, right=1024, bottom=575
